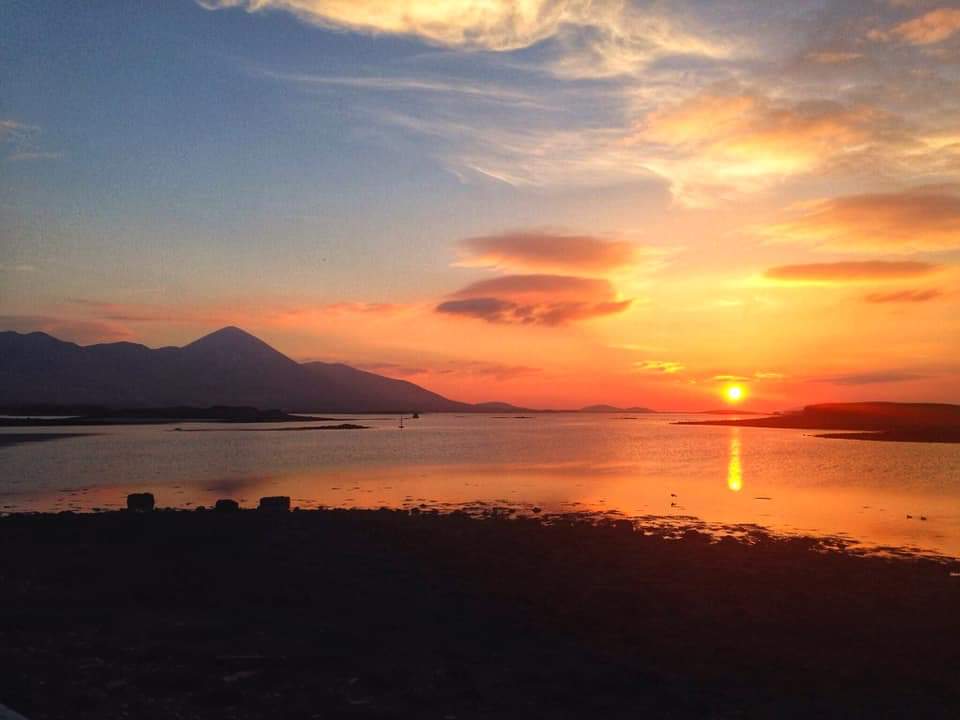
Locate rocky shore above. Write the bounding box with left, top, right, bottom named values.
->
left=1, top=503, right=958, bottom=719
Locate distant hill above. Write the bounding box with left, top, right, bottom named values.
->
left=579, top=404, right=656, bottom=414
left=0, top=327, right=526, bottom=414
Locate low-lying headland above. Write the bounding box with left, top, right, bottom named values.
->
left=678, top=401, right=960, bottom=442
left=1, top=500, right=958, bottom=719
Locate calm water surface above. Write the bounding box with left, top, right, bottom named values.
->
left=2, top=413, right=959, bottom=556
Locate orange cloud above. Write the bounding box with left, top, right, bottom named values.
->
left=436, top=274, right=632, bottom=326
left=864, top=288, right=944, bottom=303
left=645, top=93, right=875, bottom=170
left=634, top=360, right=684, bottom=374
left=764, top=188, right=960, bottom=252
left=199, top=0, right=725, bottom=74
left=638, top=89, right=885, bottom=201
left=765, top=261, right=940, bottom=283
left=876, top=7, right=960, bottom=45
left=458, top=230, right=638, bottom=273
left=198, top=0, right=568, bottom=50
left=806, top=51, right=863, bottom=64
left=358, top=359, right=540, bottom=382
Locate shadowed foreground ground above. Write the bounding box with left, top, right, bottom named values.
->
left=1, top=509, right=959, bottom=719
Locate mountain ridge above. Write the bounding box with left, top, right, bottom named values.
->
left=0, top=327, right=531, bottom=413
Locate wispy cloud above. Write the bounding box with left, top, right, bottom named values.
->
left=818, top=370, right=930, bottom=385
left=357, top=359, right=540, bottom=382
left=253, top=68, right=542, bottom=106
left=763, top=187, right=960, bottom=252
left=764, top=261, right=940, bottom=283
left=864, top=288, right=944, bottom=303
left=634, top=88, right=898, bottom=203
left=634, top=360, right=684, bottom=374
left=0, top=119, right=57, bottom=162
left=199, top=0, right=728, bottom=75
left=871, top=7, right=960, bottom=45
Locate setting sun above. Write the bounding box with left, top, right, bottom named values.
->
left=724, top=385, right=745, bottom=404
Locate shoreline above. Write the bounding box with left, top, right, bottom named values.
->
left=2, top=507, right=958, bottom=718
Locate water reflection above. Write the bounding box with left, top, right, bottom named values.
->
left=727, top=429, right=743, bottom=492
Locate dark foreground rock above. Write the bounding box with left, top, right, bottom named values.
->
left=0, top=509, right=958, bottom=719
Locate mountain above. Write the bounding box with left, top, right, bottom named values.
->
left=301, top=362, right=474, bottom=413
left=0, top=327, right=522, bottom=413
left=579, top=404, right=656, bottom=413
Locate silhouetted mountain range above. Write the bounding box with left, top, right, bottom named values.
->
left=0, top=327, right=531, bottom=413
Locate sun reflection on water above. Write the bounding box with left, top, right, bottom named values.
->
left=727, top=429, right=743, bottom=492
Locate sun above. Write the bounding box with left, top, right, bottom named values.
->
left=724, top=385, right=745, bottom=404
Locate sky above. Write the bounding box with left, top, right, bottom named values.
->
left=2, top=0, right=959, bottom=410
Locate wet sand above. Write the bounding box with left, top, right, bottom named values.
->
left=1, top=508, right=958, bottom=719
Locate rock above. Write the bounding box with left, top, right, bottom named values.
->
left=258, top=496, right=290, bottom=512
left=126, top=493, right=155, bottom=512
left=215, top=499, right=240, bottom=513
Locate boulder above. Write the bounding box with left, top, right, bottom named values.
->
left=126, top=493, right=155, bottom=512
left=258, top=496, right=290, bottom=513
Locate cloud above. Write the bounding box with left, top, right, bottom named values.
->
left=819, top=370, right=929, bottom=385
left=764, top=261, right=940, bottom=283
left=436, top=274, right=631, bottom=326
left=873, top=7, right=960, bottom=45
left=199, top=0, right=573, bottom=51
left=358, top=359, right=540, bottom=381
left=635, top=89, right=892, bottom=202
left=763, top=188, right=960, bottom=252
left=457, top=230, right=639, bottom=273
left=199, top=0, right=726, bottom=71
left=0, top=119, right=37, bottom=142
left=864, top=288, right=944, bottom=302
left=806, top=51, right=863, bottom=64
left=634, top=360, right=684, bottom=374
left=255, top=69, right=540, bottom=106
left=315, top=302, right=401, bottom=315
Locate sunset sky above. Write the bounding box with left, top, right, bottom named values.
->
left=3, top=0, right=959, bottom=410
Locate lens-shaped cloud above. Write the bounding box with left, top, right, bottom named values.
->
left=458, top=230, right=639, bottom=273
left=436, top=274, right=631, bottom=325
